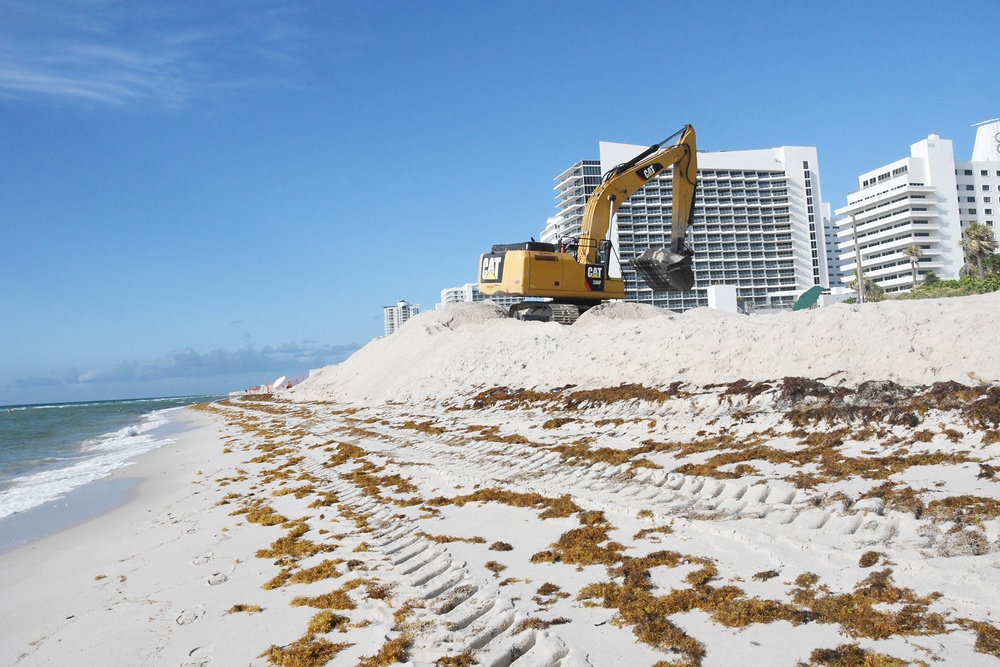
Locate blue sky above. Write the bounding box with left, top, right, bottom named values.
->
left=1, top=0, right=996, bottom=405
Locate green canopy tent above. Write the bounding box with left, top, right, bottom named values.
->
left=792, top=285, right=823, bottom=311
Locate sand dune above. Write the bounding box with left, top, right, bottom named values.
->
left=296, top=293, right=1000, bottom=405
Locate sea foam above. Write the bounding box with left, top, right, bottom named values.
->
left=0, top=407, right=177, bottom=520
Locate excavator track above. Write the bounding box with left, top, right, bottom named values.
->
left=508, top=302, right=581, bottom=325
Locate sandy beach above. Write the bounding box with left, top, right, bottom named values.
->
left=3, top=295, right=1000, bottom=666
left=0, top=410, right=293, bottom=666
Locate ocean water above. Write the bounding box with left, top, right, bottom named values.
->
left=0, top=396, right=222, bottom=521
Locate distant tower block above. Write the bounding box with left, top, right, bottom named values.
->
left=383, top=300, right=419, bottom=336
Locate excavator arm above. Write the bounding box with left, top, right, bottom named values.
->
left=577, top=124, right=698, bottom=291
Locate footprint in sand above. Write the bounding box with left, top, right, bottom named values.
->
left=180, top=643, right=214, bottom=666
left=207, top=573, right=229, bottom=586
left=191, top=552, right=213, bottom=565
left=180, top=659, right=211, bottom=667
left=175, top=607, right=205, bottom=625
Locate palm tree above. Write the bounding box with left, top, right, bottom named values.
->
left=984, top=252, right=1000, bottom=279
left=902, top=244, right=922, bottom=288
left=961, top=222, right=998, bottom=280
left=848, top=276, right=886, bottom=303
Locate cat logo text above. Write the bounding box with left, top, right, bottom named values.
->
left=481, top=255, right=504, bottom=282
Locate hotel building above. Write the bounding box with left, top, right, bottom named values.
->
left=438, top=283, right=521, bottom=310
left=541, top=143, right=830, bottom=311
left=382, top=300, right=419, bottom=336
left=834, top=119, right=1000, bottom=293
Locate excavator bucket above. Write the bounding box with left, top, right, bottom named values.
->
left=631, top=247, right=695, bottom=292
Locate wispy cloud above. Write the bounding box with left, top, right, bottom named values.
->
left=15, top=375, right=64, bottom=388
left=0, top=0, right=309, bottom=107
left=78, top=358, right=139, bottom=383
left=0, top=43, right=188, bottom=106
left=11, top=340, right=360, bottom=389
left=137, top=341, right=360, bottom=381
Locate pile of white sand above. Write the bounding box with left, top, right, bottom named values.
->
left=294, top=293, right=1000, bottom=405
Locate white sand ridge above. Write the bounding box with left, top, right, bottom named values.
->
left=294, top=292, right=1000, bottom=406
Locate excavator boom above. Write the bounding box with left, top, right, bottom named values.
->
left=577, top=125, right=697, bottom=272
left=580, top=125, right=698, bottom=291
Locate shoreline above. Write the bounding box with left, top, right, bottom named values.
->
left=0, top=408, right=199, bottom=554
left=0, top=477, right=140, bottom=554
left=0, top=405, right=284, bottom=666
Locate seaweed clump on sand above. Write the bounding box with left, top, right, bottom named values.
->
left=469, top=382, right=689, bottom=411
left=783, top=379, right=999, bottom=431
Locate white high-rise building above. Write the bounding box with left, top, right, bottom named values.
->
left=438, top=283, right=521, bottom=310
left=971, top=118, right=1000, bottom=163
left=383, top=300, right=418, bottom=336
left=540, top=160, right=601, bottom=246
left=959, top=118, right=1000, bottom=231
left=440, top=284, right=478, bottom=307
left=541, top=143, right=829, bottom=311
left=834, top=119, right=1000, bottom=293
left=821, top=204, right=845, bottom=288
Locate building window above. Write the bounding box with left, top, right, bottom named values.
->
left=984, top=185, right=991, bottom=191
left=966, top=185, right=975, bottom=190
left=982, top=170, right=990, bottom=176
left=987, top=209, right=994, bottom=215
left=968, top=197, right=977, bottom=202
left=965, top=169, right=974, bottom=175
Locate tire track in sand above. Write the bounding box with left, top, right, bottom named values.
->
left=297, top=456, right=590, bottom=667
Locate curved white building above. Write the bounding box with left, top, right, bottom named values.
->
left=835, top=121, right=1000, bottom=294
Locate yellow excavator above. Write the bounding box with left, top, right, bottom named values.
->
left=478, top=124, right=698, bottom=323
